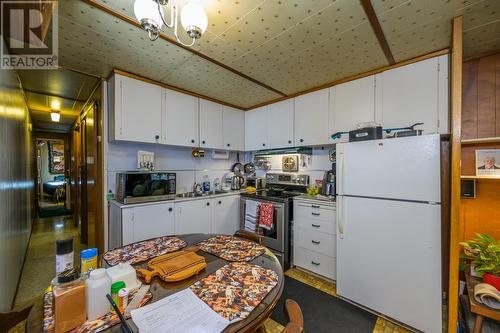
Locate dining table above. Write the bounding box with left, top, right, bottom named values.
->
left=26, top=233, right=285, bottom=333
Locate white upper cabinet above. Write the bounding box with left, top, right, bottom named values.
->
left=199, top=99, right=223, bottom=149
left=163, top=88, right=199, bottom=147
left=109, top=74, right=163, bottom=144
left=294, top=89, right=330, bottom=146
left=378, top=56, right=443, bottom=134
left=222, top=106, right=245, bottom=151
left=329, top=75, right=376, bottom=143
left=245, top=106, right=269, bottom=151
left=268, top=99, right=294, bottom=149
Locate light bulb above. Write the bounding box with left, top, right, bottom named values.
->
left=180, top=2, right=208, bottom=39
left=134, top=0, right=164, bottom=32
left=51, top=100, right=60, bottom=110
left=51, top=112, right=60, bottom=122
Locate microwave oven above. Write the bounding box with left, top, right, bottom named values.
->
left=116, top=171, right=176, bottom=204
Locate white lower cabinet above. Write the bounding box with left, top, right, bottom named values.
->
left=293, top=199, right=336, bottom=280
left=175, top=200, right=212, bottom=235
left=212, top=195, right=240, bottom=235
left=175, top=195, right=240, bottom=235
left=122, top=203, right=175, bottom=245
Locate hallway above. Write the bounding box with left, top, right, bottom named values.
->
left=14, top=215, right=84, bottom=309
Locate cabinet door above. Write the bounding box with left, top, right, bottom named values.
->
left=163, top=88, right=199, bottom=147
left=380, top=57, right=439, bottom=134
left=329, top=75, right=376, bottom=143
left=122, top=208, right=134, bottom=246
left=268, top=99, right=294, bottom=148
left=116, top=75, right=163, bottom=143
left=245, top=106, right=268, bottom=151
left=175, top=200, right=212, bottom=234
left=199, top=99, right=223, bottom=149
left=222, top=106, right=245, bottom=151
left=212, top=196, right=240, bottom=235
left=132, top=203, right=174, bottom=242
left=294, top=89, right=329, bottom=146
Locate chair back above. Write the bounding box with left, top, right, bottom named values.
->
left=0, top=305, right=33, bottom=333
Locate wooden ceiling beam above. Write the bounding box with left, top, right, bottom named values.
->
left=360, top=0, right=396, bottom=65
left=81, top=0, right=288, bottom=97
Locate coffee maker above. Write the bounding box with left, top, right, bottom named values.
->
left=321, top=169, right=335, bottom=197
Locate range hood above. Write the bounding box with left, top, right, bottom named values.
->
left=254, top=147, right=312, bottom=156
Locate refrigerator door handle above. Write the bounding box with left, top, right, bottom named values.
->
left=338, top=196, right=344, bottom=239
left=338, top=152, right=344, bottom=195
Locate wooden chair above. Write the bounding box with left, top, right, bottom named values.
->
left=256, top=299, right=304, bottom=333
left=234, top=229, right=263, bottom=245
left=282, top=299, right=304, bottom=333
left=0, top=305, right=33, bottom=333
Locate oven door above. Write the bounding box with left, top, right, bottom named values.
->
left=240, top=197, right=285, bottom=252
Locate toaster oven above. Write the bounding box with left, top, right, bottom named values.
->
left=115, top=171, right=176, bottom=204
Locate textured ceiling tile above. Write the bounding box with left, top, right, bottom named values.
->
left=373, top=0, right=499, bottom=61
left=464, top=20, right=500, bottom=58
left=219, top=16, right=272, bottom=53
left=275, top=0, right=367, bottom=53
left=203, top=36, right=245, bottom=63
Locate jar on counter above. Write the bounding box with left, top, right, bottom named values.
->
left=85, top=268, right=111, bottom=320
left=110, top=281, right=126, bottom=312
left=56, top=239, right=74, bottom=274
left=52, top=269, right=86, bottom=333
left=81, top=248, right=98, bottom=275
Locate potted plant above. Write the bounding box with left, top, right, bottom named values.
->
left=460, top=233, right=500, bottom=290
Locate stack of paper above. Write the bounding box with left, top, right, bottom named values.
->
left=131, top=288, right=230, bottom=333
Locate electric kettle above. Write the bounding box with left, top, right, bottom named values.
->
left=231, top=176, right=245, bottom=190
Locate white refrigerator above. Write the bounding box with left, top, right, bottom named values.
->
left=336, top=134, right=442, bottom=333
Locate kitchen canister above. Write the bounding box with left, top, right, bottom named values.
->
left=85, top=268, right=111, bottom=320
left=56, top=239, right=74, bottom=274
left=81, top=248, right=98, bottom=275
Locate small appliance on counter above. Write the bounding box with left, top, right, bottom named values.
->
left=115, top=171, right=176, bottom=204
left=321, top=170, right=336, bottom=197
left=231, top=175, right=245, bottom=190
left=245, top=177, right=266, bottom=190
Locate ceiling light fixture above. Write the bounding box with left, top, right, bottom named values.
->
left=50, top=111, right=60, bottom=122
left=134, top=0, right=208, bottom=46
left=51, top=100, right=61, bottom=110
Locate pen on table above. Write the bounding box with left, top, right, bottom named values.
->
left=106, top=294, right=134, bottom=333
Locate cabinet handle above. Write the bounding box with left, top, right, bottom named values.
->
left=227, top=143, right=230, bottom=147
left=206, top=202, right=210, bottom=206
left=311, top=240, right=321, bottom=245
left=311, top=224, right=321, bottom=228
left=311, top=205, right=320, bottom=208
left=311, top=212, right=321, bottom=216
left=202, top=140, right=206, bottom=144
left=288, top=140, right=292, bottom=144
left=155, top=134, right=159, bottom=140
left=218, top=200, right=222, bottom=204
left=262, top=143, right=266, bottom=147
left=300, top=139, right=304, bottom=143
left=311, top=261, right=320, bottom=266
left=191, top=139, right=195, bottom=143
left=168, top=207, right=172, bottom=212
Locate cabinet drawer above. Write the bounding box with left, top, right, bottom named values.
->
left=294, top=217, right=336, bottom=235
left=295, top=202, right=336, bottom=223
left=294, top=246, right=336, bottom=280
left=294, top=227, right=336, bottom=257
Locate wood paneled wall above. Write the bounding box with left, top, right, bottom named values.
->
left=462, top=53, right=500, bottom=139
left=460, top=51, right=500, bottom=242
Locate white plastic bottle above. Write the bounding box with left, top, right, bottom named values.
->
left=85, top=268, right=111, bottom=320
left=202, top=175, right=210, bottom=193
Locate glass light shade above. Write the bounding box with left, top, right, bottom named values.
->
left=180, top=3, right=208, bottom=34
left=134, top=0, right=163, bottom=29
left=50, top=112, right=60, bottom=122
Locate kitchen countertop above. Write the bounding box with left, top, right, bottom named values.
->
left=110, top=190, right=246, bottom=208
left=294, top=194, right=336, bottom=205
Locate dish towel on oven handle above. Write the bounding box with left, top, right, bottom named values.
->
left=244, top=200, right=259, bottom=231
left=258, top=202, right=274, bottom=230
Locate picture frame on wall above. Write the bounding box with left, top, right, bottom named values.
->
left=475, top=149, right=500, bottom=177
